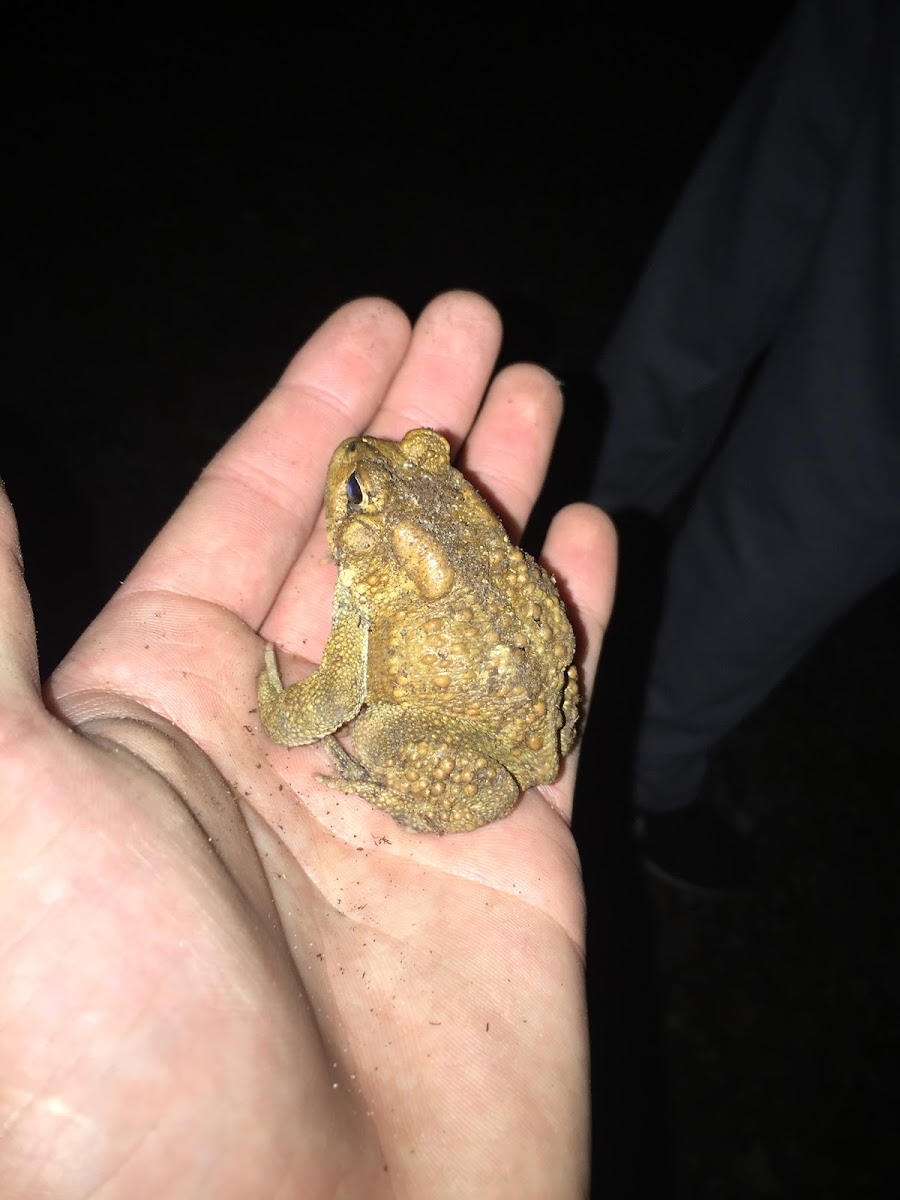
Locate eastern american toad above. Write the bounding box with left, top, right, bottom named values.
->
left=257, top=428, right=579, bottom=833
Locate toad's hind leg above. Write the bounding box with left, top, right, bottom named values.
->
left=317, top=706, right=520, bottom=834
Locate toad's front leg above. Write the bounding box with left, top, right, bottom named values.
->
left=257, top=596, right=368, bottom=746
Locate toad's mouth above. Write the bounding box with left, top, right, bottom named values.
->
left=332, top=511, right=382, bottom=558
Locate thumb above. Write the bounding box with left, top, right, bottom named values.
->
left=0, top=481, right=41, bottom=712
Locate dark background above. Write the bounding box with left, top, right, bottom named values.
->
left=6, top=5, right=898, bottom=1196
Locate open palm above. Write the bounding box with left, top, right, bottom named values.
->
left=0, top=292, right=615, bottom=1199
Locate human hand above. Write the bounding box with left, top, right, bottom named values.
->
left=0, top=292, right=616, bottom=1199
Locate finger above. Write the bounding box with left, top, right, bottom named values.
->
left=456, top=362, right=563, bottom=542
left=534, top=502, right=617, bottom=821
left=540, top=502, right=617, bottom=706
left=0, top=485, right=41, bottom=713
left=121, top=297, right=413, bottom=628
left=364, top=291, right=503, bottom=449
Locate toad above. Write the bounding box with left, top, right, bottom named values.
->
left=257, top=427, right=579, bottom=833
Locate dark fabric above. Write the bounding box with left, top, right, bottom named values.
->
left=589, top=0, right=900, bottom=811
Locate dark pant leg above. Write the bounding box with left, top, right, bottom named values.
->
left=590, top=0, right=875, bottom=516
left=633, top=11, right=900, bottom=809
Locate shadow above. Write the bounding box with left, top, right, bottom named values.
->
left=572, top=511, right=675, bottom=1198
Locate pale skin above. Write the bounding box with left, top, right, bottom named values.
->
left=0, top=292, right=616, bottom=1200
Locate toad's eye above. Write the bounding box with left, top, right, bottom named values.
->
left=346, top=471, right=364, bottom=505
